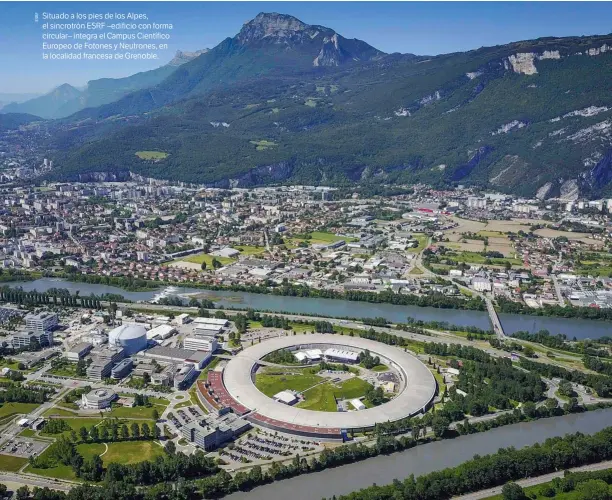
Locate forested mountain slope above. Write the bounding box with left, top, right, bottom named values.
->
left=44, top=13, right=612, bottom=198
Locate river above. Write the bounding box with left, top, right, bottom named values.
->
left=227, top=409, right=612, bottom=500
left=6, top=278, right=612, bottom=339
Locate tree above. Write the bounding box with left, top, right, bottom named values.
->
left=141, top=423, right=150, bottom=440
left=76, top=358, right=86, bottom=377
left=432, top=414, right=450, bottom=438
left=211, top=258, right=222, bottom=269
left=100, top=426, right=109, bottom=442
left=130, top=422, right=140, bottom=439
left=164, top=440, right=176, bottom=455
left=559, top=380, right=575, bottom=398
left=152, top=408, right=159, bottom=421
left=143, top=372, right=151, bottom=385
left=575, top=479, right=611, bottom=500
left=120, top=424, right=129, bottom=440
left=502, top=482, right=525, bottom=500
left=15, top=486, right=30, bottom=500
left=89, top=425, right=99, bottom=442
left=200, top=261, right=207, bottom=271
left=523, top=346, right=535, bottom=358
left=153, top=424, right=161, bottom=440
left=79, top=426, right=89, bottom=443
left=522, top=402, right=537, bottom=419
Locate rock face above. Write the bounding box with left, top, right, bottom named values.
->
left=236, top=12, right=312, bottom=44
left=314, top=34, right=345, bottom=67
left=168, top=49, right=210, bottom=66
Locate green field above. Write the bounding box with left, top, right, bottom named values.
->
left=0, top=402, right=40, bottom=419
left=370, top=364, right=389, bottom=372
left=180, top=253, right=235, bottom=267
left=250, top=139, right=277, bottom=151
left=26, top=440, right=163, bottom=480
left=450, top=251, right=521, bottom=266
left=0, top=454, right=28, bottom=472
left=101, top=441, right=164, bottom=465
left=235, top=245, right=266, bottom=256
left=106, top=400, right=168, bottom=419
left=255, top=371, right=374, bottom=412
left=407, top=234, right=428, bottom=254
left=135, top=151, right=169, bottom=160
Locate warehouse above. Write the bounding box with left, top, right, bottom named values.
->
left=193, top=317, right=228, bottom=327
left=146, top=324, right=176, bottom=341
left=324, top=348, right=360, bottom=363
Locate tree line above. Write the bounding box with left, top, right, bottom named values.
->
left=333, top=426, right=612, bottom=500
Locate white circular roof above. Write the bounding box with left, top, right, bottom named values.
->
left=109, top=324, right=147, bottom=340
left=223, top=334, right=436, bottom=430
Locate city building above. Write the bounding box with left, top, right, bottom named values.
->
left=11, top=330, right=54, bottom=349
left=324, top=348, right=360, bottom=363
left=25, top=312, right=58, bottom=335
left=174, top=363, right=197, bottom=389
left=151, top=364, right=175, bottom=386
left=146, top=324, right=176, bottom=341
left=181, top=412, right=251, bottom=451
left=183, top=336, right=218, bottom=352
left=273, top=391, right=298, bottom=405
left=111, top=358, right=134, bottom=379
left=65, top=342, right=93, bottom=361
left=81, top=388, right=117, bottom=409
left=86, top=358, right=114, bottom=381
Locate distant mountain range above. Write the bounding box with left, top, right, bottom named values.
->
left=0, top=49, right=209, bottom=119
left=6, top=12, right=612, bottom=199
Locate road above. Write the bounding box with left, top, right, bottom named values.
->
left=0, top=472, right=73, bottom=492
left=454, top=459, right=612, bottom=499
left=551, top=275, right=566, bottom=307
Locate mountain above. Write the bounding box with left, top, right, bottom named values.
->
left=1, top=50, right=209, bottom=119
left=0, top=113, right=43, bottom=131
left=67, top=12, right=388, bottom=121
left=41, top=14, right=612, bottom=198
left=0, top=93, right=41, bottom=111
left=2, top=84, right=82, bottom=119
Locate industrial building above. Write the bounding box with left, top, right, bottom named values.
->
left=273, top=391, right=298, bottom=405
left=25, top=312, right=58, bottom=335
left=193, top=317, right=228, bottom=327
left=183, top=336, right=218, bottom=352
left=133, top=363, right=156, bottom=377
left=181, top=412, right=250, bottom=451
left=324, top=348, right=360, bottom=363
left=111, top=358, right=134, bottom=379
left=81, top=388, right=117, bottom=409
left=65, top=342, right=93, bottom=361
left=108, top=324, right=148, bottom=355
left=146, top=324, right=176, bottom=341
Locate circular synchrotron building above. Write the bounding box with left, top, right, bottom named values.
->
left=197, top=334, right=437, bottom=440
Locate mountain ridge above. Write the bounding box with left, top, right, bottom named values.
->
left=26, top=13, right=612, bottom=199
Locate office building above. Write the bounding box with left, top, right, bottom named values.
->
left=183, top=336, right=218, bottom=352
left=182, top=413, right=250, bottom=451
left=25, top=312, right=58, bottom=334
left=111, top=358, right=133, bottom=379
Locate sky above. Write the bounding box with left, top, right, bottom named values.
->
left=0, top=1, right=611, bottom=94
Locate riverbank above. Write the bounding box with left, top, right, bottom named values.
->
left=225, top=408, right=612, bottom=500
left=7, top=278, right=612, bottom=339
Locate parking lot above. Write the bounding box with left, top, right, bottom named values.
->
left=219, top=430, right=322, bottom=464
left=0, top=437, right=50, bottom=458
left=169, top=404, right=206, bottom=428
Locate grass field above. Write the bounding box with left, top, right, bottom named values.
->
left=235, top=245, right=266, bottom=256
left=255, top=371, right=373, bottom=412
left=26, top=440, right=163, bottom=480
left=370, top=364, right=389, bottom=372
left=106, top=401, right=168, bottom=419
left=0, top=402, right=40, bottom=419
left=450, top=251, right=521, bottom=266
left=0, top=454, right=28, bottom=472
left=181, top=253, right=235, bottom=267
left=101, top=441, right=164, bottom=465
left=407, top=234, right=428, bottom=254
left=135, top=151, right=168, bottom=160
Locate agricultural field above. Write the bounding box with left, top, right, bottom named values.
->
left=135, top=151, right=169, bottom=160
